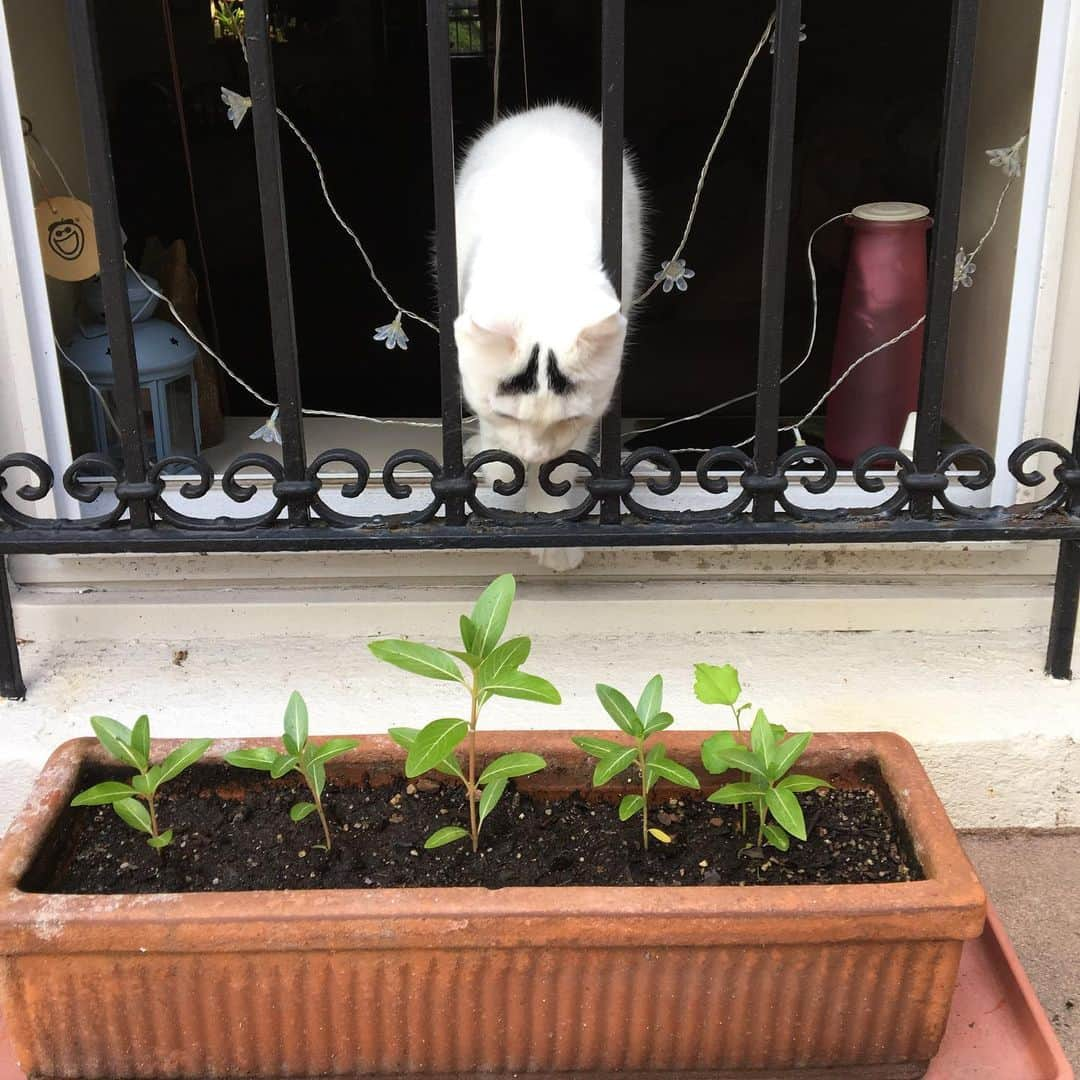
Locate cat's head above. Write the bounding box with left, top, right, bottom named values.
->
left=455, top=289, right=627, bottom=465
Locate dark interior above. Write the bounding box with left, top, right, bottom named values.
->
left=95, top=0, right=950, bottom=451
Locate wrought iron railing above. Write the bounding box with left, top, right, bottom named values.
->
left=3, top=0, right=1080, bottom=702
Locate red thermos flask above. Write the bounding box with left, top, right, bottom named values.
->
left=823, top=202, right=931, bottom=465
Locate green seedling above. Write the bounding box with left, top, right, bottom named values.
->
left=703, top=706, right=830, bottom=851
left=71, top=715, right=211, bottom=850
left=694, top=662, right=757, bottom=833
left=224, top=692, right=356, bottom=851
left=370, top=574, right=558, bottom=853
left=573, top=674, right=700, bottom=849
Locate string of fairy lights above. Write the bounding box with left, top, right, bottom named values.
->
left=28, top=5, right=1027, bottom=459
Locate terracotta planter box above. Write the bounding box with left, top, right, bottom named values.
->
left=0, top=731, right=984, bottom=1079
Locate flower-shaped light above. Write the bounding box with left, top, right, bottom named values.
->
left=653, top=258, right=696, bottom=294
left=374, top=311, right=410, bottom=350
left=769, top=23, right=807, bottom=53
left=953, top=249, right=975, bottom=292
left=221, top=87, right=253, bottom=130
left=985, top=135, right=1027, bottom=179
left=249, top=407, right=282, bottom=445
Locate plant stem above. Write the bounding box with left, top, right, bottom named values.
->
left=146, top=792, right=160, bottom=842
left=468, top=676, right=480, bottom=853
left=639, top=742, right=649, bottom=850
left=316, top=800, right=332, bottom=851
left=306, top=773, right=333, bottom=851
left=730, top=704, right=747, bottom=836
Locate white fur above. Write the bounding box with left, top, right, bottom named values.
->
left=453, top=104, right=645, bottom=570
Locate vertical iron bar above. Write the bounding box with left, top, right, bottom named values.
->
left=599, top=0, right=626, bottom=525
left=1046, top=541, right=1080, bottom=679
left=910, top=0, right=979, bottom=519
left=426, top=0, right=467, bottom=526
left=1046, top=378, right=1080, bottom=679
left=67, top=0, right=152, bottom=529
left=752, top=0, right=802, bottom=523
left=0, top=558, right=25, bottom=701
left=246, top=0, right=308, bottom=524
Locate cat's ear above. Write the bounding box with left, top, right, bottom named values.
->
left=454, top=311, right=517, bottom=353
left=578, top=297, right=626, bottom=347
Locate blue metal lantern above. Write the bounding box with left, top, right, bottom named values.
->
left=65, top=270, right=202, bottom=469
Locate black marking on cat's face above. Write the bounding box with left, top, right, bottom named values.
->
left=498, top=344, right=540, bottom=395
left=546, top=349, right=576, bottom=395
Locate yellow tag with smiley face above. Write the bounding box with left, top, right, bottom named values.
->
left=35, top=195, right=99, bottom=281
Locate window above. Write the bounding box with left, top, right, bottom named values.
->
left=449, top=1, right=485, bottom=57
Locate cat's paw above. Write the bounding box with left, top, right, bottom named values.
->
left=533, top=546, right=585, bottom=572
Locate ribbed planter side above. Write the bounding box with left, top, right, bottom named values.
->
left=0, top=732, right=985, bottom=1079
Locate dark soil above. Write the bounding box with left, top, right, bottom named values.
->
left=26, top=765, right=919, bottom=894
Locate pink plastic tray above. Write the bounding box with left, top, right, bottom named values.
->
left=925, top=901, right=1073, bottom=1079
left=0, top=900, right=1069, bottom=1078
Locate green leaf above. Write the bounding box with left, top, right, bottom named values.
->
left=131, top=715, right=151, bottom=763
left=593, top=745, right=638, bottom=787
left=271, top=753, right=299, bottom=779
left=224, top=747, right=279, bottom=771
left=693, top=663, right=741, bottom=706
left=147, top=829, right=174, bottom=850
left=478, top=752, right=546, bottom=785
left=447, top=649, right=483, bottom=668
left=778, top=773, right=831, bottom=793
left=71, top=781, right=138, bottom=807
left=405, top=718, right=469, bottom=778
left=478, top=777, right=508, bottom=825
left=424, top=825, right=469, bottom=850
left=388, top=728, right=464, bottom=780
left=636, top=675, right=663, bottom=726
left=283, top=692, right=309, bottom=756
left=91, top=715, right=133, bottom=746
left=595, top=684, right=643, bottom=736
left=469, top=573, right=516, bottom=658
left=482, top=671, right=560, bottom=705
left=571, top=735, right=626, bottom=758
left=701, top=731, right=740, bottom=774
left=618, top=794, right=644, bottom=821
left=765, top=785, right=807, bottom=841
left=305, top=738, right=359, bottom=770
left=113, top=797, right=153, bottom=835
left=648, top=827, right=673, bottom=844
left=146, top=765, right=163, bottom=791
left=751, top=709, right=777, bottom=771
left=311, top=762, right=326, bottom=798
left=290, top=801, right=317, bottom=822
left=91, top=716, right=146, bottom=771
left=706, top=781, right=762, bottom=805
left=770, top=731, right=812, bottom=781
left=477, top=637, right=531, bottom=689
left=645, top=755, right=700, bottom=790
left=131, top=773, right=153, bottom=796
left=158, top=739, right=213, bottom=786
left=642, top=712, right=674, bottom=737
left=763, top=823, right=790, bottom=851
left=368, top=639, right=465, bottom=684
left=459, top=613, right=478, bottom=653
left=718, top=746, right=770, bottom=781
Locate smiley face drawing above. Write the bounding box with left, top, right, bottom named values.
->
left=36, top=195, right=99, bottom=281
left=48, top=217, right=85, bottom=262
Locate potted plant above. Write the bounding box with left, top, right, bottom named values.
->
left=0, top=576, right=984, bottom=1079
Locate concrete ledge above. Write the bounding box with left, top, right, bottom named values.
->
left=0, top=625, right=1076, bottom=832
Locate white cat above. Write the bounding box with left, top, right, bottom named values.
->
left=454, top=103, right=645, bottom=570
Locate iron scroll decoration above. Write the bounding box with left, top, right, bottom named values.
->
left=2, top=439, right=1079, bottom=532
